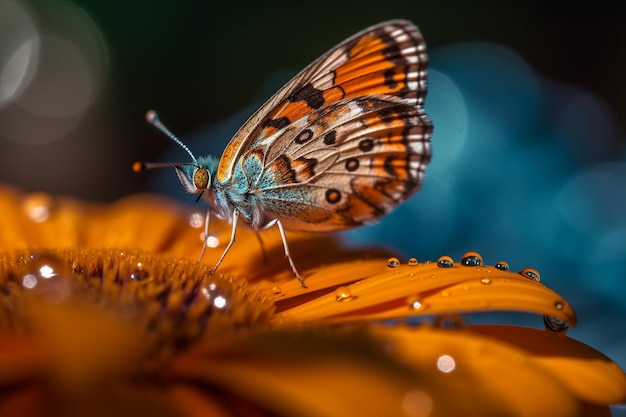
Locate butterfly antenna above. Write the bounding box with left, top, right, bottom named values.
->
left=145, top=110, right=198, bottom=164
left=132, top=160, right=199, bottom=172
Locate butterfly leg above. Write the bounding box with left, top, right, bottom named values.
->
left=264, top=218, right=307, bottom=288
left=209, top=209, right=239, bottom=275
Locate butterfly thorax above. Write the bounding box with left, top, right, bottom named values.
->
left=179, top=154, right=268, bottom=230
left=212, top=149, right=281, bottom=230
left=185, top=156, right=236, bottom=223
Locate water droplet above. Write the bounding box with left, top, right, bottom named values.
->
left=334, top=286, right=353, bottom=302
left=519, top=267, right=541, bottom=282
left=25, top=252, right=67, bottom=278
left=435, top=314, right=465, bottom=329
left=554, top=301, right=563, bottom=310
left=480, top=277, right=491, bottom=284
left=22, top=192, right=55, bottom=223
left=200, top=233, right=220, bottom=248
left=206, top=235, right=219, bottom=248
left=461, top=251, right=483, bottom=266
left=188, top=211, right=204, bottom=228
left=437, top=354, right=456, bottom=373
left=387, top=257, right=400, bottom=268
left=494, top=261, right=509, bottom=271
left=272, top=286, right=283, bottom=296
left=407, top=257, right=418, bottom=266
left=20, top=251, right=72, bottom=303
left=543, top=315, right=569, bottom=333
left=200, top=281, right=229, bottom=310
left=407, top=296, right=425, bottom=311
left=437, top=256, right=453, bottom=268
left=213, top=295, right=228, bottom=309
left=129, top=262, right=150, bottom=281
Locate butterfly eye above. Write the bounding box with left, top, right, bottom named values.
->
left=194, top=167, right=210, bottom=190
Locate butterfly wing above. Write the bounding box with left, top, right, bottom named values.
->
left=216, top=20, right=432, bottom=232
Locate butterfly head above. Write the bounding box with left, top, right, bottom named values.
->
left=172, top=156, right=218, bottom=195
left=134, top=110, right=217, bottom=195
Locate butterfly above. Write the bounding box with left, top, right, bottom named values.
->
left=134, top=20, right=433, bottom=288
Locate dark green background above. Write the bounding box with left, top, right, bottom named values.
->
left=7, top=0, right=622, bottom=201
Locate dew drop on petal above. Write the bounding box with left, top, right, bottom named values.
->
left=519, top=267, right=541, bottom=282
left=437, top=354, right=456, bottom=373
left=494, top=261, right=509, bottom=271
left=480, top=277, right=491, bottom=284
left=22, top=192, right=55, bottom=223
left=437, top=256, right=454, bottom=268
left=554, top=300, right=564, bottom=310
left=543, top=315, right=569, bottom=333
left=387, top=257, right=400, bottom=268
left=20, top=251, right=72, bottom=303
left=200, top=280, right=229, bottom=310
left=22, top=274, right=37, bottom=289
left=213, top=295, right=228, bottom=309
left=272, top=286, right=283, bottom=296
left=435, top=314, right=465, bottom=330
left=26, top=252, right=67, bottom=278
left=199, top=233, right=220, bottom=248
left=407, top=257, right=418, bottom=266
left=129, top=262, right=150, bottom=281
left=206, top=235, right=219, bottom=248
left=407, top=296, right=425, bottom=311
left=461, top=251, right=483, bottom=266
left=188, top=211, right=204, bottom=228
left=334, top=285, right=353, bottom=302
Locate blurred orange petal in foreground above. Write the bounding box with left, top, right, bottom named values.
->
left=0, top=184, right=625, bottom=417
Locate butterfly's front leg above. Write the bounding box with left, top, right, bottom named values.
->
left=263, top=219, right=307, bottom=288
left=209, top=209, right=240, bottom=276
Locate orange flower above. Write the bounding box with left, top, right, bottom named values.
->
left=0, top=183, right=624, bottom=417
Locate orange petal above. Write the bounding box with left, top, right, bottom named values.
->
left=168, top=330, right=460, bottom=417
left=468, top=325, right=626, bottom=405
left=169, top=325, right=622, bottom=417
left=274, top=258, right=576, bottom=327
left=373, top=324, right=622, bottom=415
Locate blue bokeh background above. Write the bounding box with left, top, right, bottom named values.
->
left=1, top=1, right=624, bottom=411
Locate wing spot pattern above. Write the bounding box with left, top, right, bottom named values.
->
left=323, top=130, right=337, bottom=145
left=325, top=188, right=342, bottom=204
left=358, top=138, right=375, bottom=152
left=294, top=128, right=314, bottom=144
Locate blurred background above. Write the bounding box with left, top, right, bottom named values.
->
left=1, top=0, right=625, bottom=395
